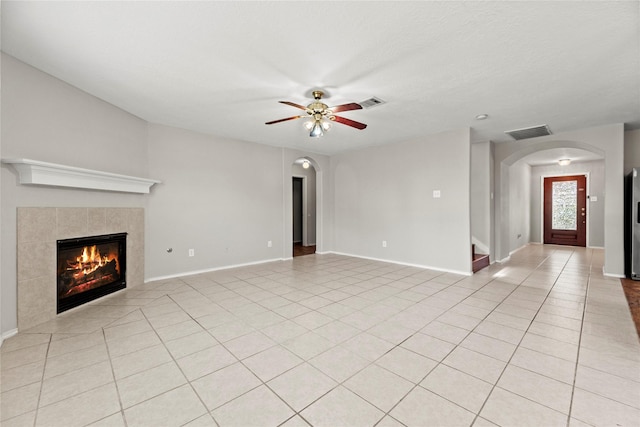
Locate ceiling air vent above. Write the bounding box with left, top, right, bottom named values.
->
left=359, top=96, right=385, bottom=109
left=505, top=124, right=552, bottom=140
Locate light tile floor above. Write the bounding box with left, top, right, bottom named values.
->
left=2, top=245, right=640, bottom=426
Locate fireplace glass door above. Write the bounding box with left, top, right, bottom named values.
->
left=57, top=233, right=127, bottom=313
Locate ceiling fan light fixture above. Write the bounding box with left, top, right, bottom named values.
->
left=309, top=120, right=324, bottom=137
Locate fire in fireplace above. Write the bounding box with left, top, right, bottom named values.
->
left=57, top=233, right=127, bottom=313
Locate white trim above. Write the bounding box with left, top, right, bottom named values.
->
left=509, top=244, right=528, bottom=256
left=0, top=328, right=19, bottom=348
left=328, top=251, right=472, bottom=276
left=2, top=158, right=161, bottom=194
left=602, top=267, right=625, bottom=278
left=587, top=246, right=605, bottom=249
left=497, top=256, right=511, bottom=263
left=145, top=258, right=285, bottom=282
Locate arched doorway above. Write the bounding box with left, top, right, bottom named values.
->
left=292, top=158, right=317, bottom=257
left=491, top=125, right=625, bottom=277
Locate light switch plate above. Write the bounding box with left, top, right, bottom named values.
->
left=433, top=190, right=441, bottom=198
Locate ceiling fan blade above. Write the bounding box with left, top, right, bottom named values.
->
left=279, top=101, right=309, bottom=111
left=332, top=115, right=367, bottom=130
left=329, top=103, right=363, bottom=113
left=265, top=115, right=305, bottom=125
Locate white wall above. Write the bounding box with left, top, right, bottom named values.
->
left=332, top=129, right=472, bottom=274
left=529, top=160, right=605, bottom=247
left=508, top=161, right=531, bottom=253
left=493, top=124, right=624, bottom=276
left=145, top=124, right=285, bottom=280
left=470, top=141, right=492, bottom=255
left=0, top=49, right=3, bottom=342
left=624, top=129, right=640, bottom=175
left=292, top=163, right=316, bottom=246
left=1, top=55, right=148, bottom=333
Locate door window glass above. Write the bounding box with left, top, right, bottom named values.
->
left=552, top=180, right=577, bottom=230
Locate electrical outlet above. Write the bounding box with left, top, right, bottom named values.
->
left=382, top=240, right=387, bottom=248
left=188, top=249, right=195, bottom=257
left=267, top=240, right=272, bottom=248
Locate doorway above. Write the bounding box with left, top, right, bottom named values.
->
left=293, top=177, right=303, bottom=245
left=543, top=174, right=587, bottom=246
left=292, top=159, right=317, bottom=257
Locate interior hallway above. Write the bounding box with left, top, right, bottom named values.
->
left=1, top=245, right=639, bottom=426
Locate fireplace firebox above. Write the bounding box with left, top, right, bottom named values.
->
left=57, top=233, right=127, bottom=313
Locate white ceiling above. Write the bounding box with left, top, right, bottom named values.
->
left=2, top=1, right=639, bottom=156
left=518, top=147, right=603, bottom=167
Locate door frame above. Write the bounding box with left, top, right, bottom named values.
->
left=292, top=174, right=308, bottom=246
left=539, top=172, right=590, bottom=246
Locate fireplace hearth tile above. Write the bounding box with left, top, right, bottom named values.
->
left=103, top=309, right=146, bottom=327
left=18, top=241, right=55, bottom=282
left=105, top=208, right=128, bottom=234
left=56, top=207, right=89, bottom=240
left=87, top=208, right=107, bottom=235
left=104, top=319, right=153, bottom=341
left=18, top=277, right=56, bottom=329
left=82, top=305, right=141, bottom=320
left=17, top=207, right=56, bottom=244
left=48, top=330, right=105, bottom=358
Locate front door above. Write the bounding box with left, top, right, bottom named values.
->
left=543, top=175, right=587, bottom=246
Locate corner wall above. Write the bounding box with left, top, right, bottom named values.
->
left=1, top=55, right=149, bottom=333
left=144, top=124, right=285, bottom=279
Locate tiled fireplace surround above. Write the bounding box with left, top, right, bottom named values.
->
left=17, top=207, right=144, bottom=330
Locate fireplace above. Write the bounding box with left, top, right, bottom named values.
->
left=56, top=232, right=127, bottom=313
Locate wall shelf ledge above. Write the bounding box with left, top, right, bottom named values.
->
left=1, top=158, right=161, bottom=194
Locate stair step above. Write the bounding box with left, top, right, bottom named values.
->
left=472, top=254, right=490, bottom=273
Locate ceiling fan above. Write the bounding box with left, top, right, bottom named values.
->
left=265, top=90, right=367, bottom=137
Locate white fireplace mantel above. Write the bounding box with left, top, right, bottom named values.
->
left=2, top=158, right=161, bottom=194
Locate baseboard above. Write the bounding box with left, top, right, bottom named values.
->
left=602, top=267, right=625, bottom=279
left=328, top=251, right=472, bottom=276
left=145, top=257, right=285, bottom=283
left=509, top=244, right=528, bottom=256
left=0, top=328, right=19, bottom=348
left=587, top=246, right=605, bottom=249
left=497, top=256, right=511, bottom=263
